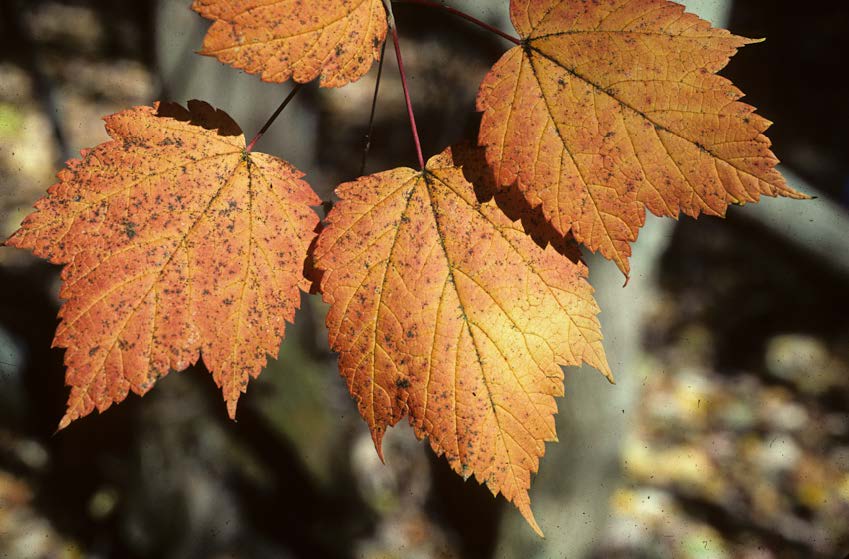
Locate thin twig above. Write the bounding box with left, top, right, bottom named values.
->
left=246, top=83, right=304, bottom=153
left=360, top=40, right=389, bottom=176
left=384, top=1, right=425, bottom=170
left=392, top=0, right=521, bottom=45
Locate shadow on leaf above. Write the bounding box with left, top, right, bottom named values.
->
left=449, top=142, right=583, bottom=265
left=156, top=99, right=243, bottom=137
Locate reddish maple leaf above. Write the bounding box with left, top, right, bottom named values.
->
left=313, top=147, right=611, bottom=535
left=477, top=0, right=807, bottom=275
left=5, top=101, right=320, bottom=428
left=193, top=0, right=388, bottom=87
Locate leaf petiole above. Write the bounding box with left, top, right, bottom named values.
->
left=246, top=83, right=304, bottom=153
left=391, top=0, right=521, bottom=45
left=361, top=39, right=389, bottom=175
left=384, top=1, right=425, bottom=170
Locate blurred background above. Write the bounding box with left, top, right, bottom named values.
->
left=1, top=1, right=848, bottom=558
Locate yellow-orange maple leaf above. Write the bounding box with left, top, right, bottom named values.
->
left=193, top=0, right=388, bottom=87
left=313, top=147, right=611, bottom=534
left=5, top=101, right=320, bottom=428
left=477, top=0, right=807, bottom=275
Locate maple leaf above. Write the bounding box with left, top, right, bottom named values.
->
left=193, top=0, right=388, bottom=87
left=477, top=0, right=807, bottom=275
left=4, top=101, right=320, bottom=428
left=313, top=147, right=611, bottom=535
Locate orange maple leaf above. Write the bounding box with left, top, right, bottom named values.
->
left=193, top=0, right=388, bottom=87
left=313, top=147, right=611, bottom=535
left=477, top=0, right=807, bottom=275
left=5, top=101, right=320, bottom=428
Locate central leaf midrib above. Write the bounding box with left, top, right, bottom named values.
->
left=420, top=171, right=536, bottom=497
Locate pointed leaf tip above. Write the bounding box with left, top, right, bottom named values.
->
left=520, top=504, right=544, bottom=538
left=372, top=427, right=387, bottom=464
left=57, top=415, right=71, bottom=432
left=226, top=398, right=239, bottom=421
